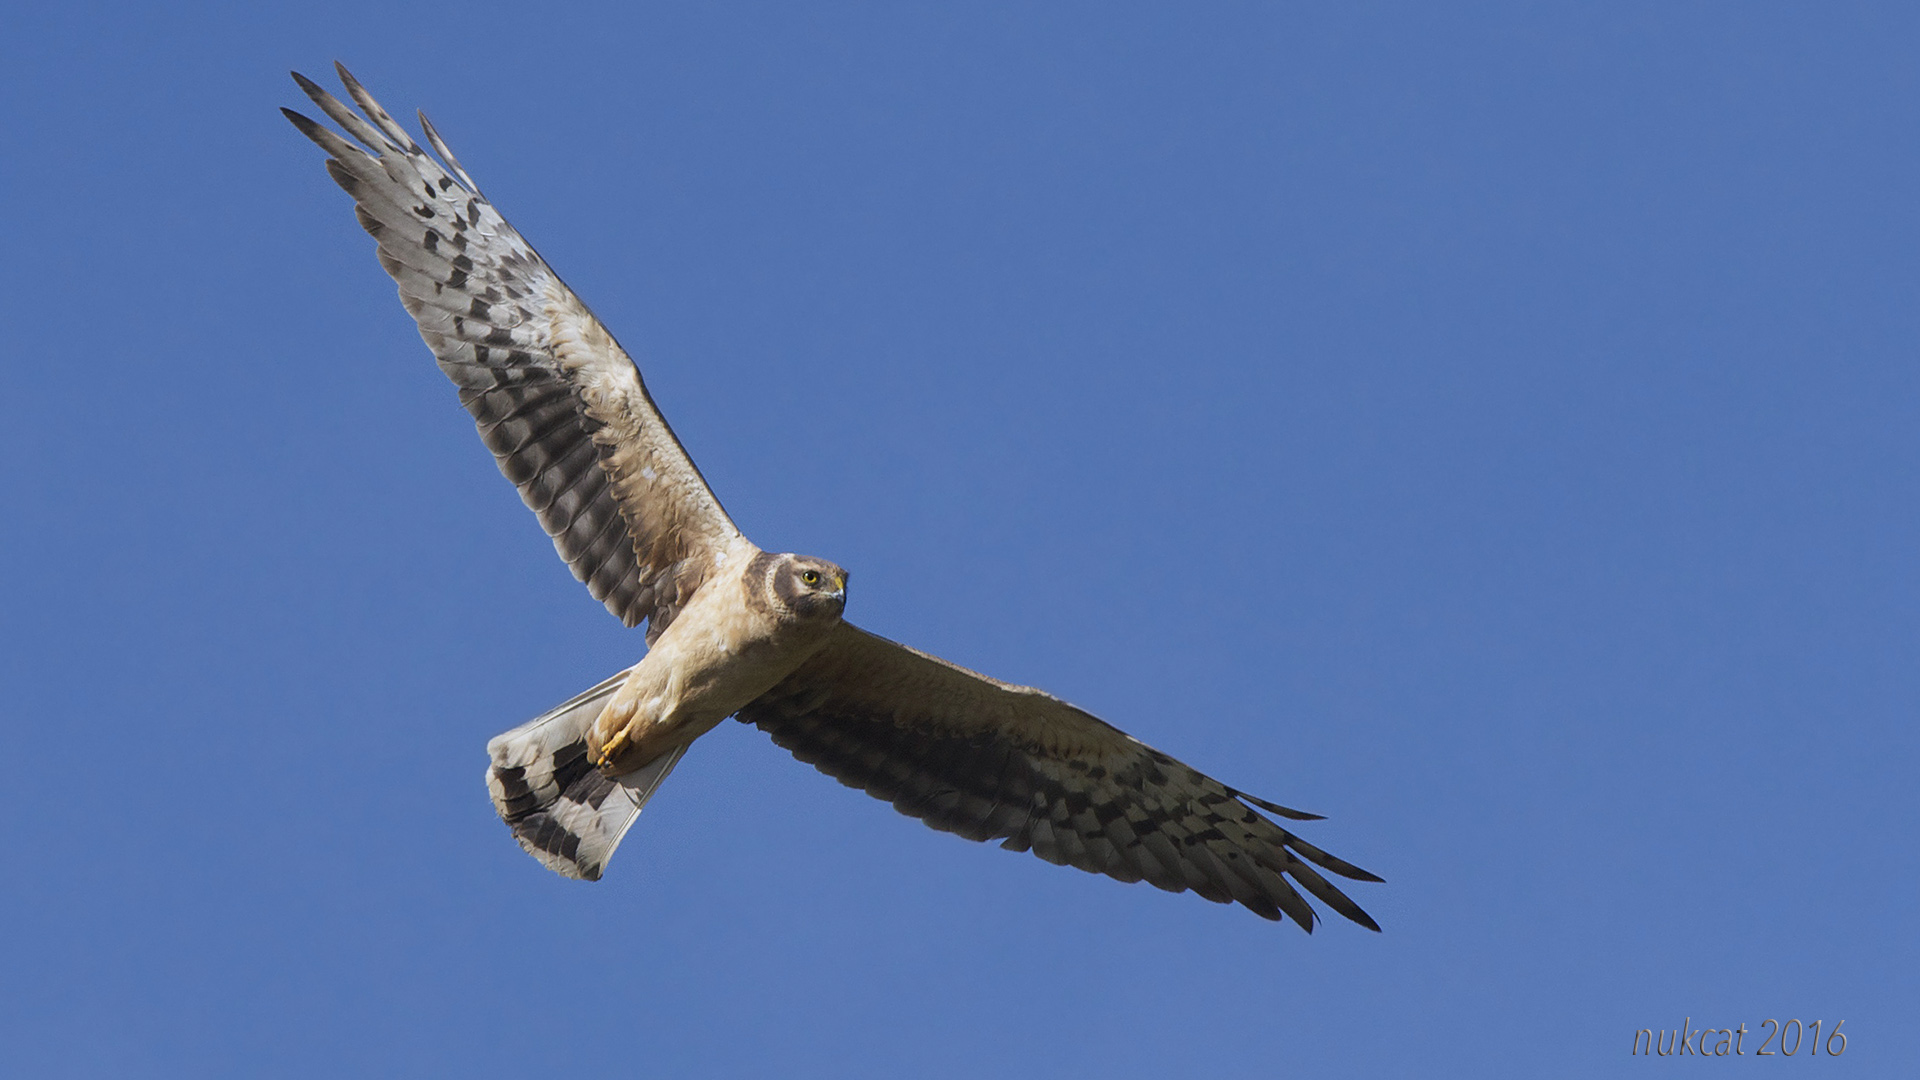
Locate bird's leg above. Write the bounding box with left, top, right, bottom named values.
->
left=589, top=664, right=691, bottom=772
left=588, top=671, right=652, bottom=769
left=592, top=723, right=634, bottom=767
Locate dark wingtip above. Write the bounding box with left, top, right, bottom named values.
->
left=281, top=106, right=321, bottom=137
left=333, top=60, right=367, bottom=96
left=1312, top=851, right=1385, bottom=883
left=289, top=70, right=341, bottom=118
left=1311, top=880, right=1382, bottom=931
left=1233, top=788, right=1325, bottom=821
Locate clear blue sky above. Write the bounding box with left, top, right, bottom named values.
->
left=3, top=3, right=1914, bottom=1076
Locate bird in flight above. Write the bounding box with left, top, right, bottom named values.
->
left=285, top=65, right=1382, bottom=932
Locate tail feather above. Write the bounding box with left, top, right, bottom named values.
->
left=485, top=668, right=686, bottom=880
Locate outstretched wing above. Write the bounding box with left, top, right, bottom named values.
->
left=285, top=65, right=745, bottom=640
left=737, top=624, right=1382, bottom=931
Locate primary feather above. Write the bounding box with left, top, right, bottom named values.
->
left=286, top=64, right=740, bottom=644
left=289, top=66, right=1382, bottom=931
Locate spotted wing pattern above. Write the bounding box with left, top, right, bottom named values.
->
left=285, top=66, right=743, bottom=639
left=738, top=624, right=1382, bottom=930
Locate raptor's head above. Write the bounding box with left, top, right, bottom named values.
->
left=762, top=552, right=848, bottom=623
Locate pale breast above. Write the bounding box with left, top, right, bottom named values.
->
left=593, top=544, right=839, bottom=769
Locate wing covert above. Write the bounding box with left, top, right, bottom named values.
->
left=737, top=624, right=1382, bottom=931
left=285, top=65, right=745, bottom=639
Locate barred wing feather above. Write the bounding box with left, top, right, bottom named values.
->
left=739, top=624, right=1383, bottom=931
left=285, top=65, right=743, bottom=641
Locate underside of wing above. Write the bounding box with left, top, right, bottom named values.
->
left=285, top=65, right=745, bottom=640
left=737, top=623, right=1383, bottom=931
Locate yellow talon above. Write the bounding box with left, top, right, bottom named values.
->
left=596, top=726, right=633, bottom=767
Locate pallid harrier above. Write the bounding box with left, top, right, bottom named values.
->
left=286, top=65, right=1382, bottom=932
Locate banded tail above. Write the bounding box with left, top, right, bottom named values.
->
left=485, top=668, right=687, bottom=880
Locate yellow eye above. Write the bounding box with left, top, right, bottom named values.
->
left=802, top=570, right=820, bottom=585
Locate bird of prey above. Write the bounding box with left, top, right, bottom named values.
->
left=285, top=65, right=1382, bottom=932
